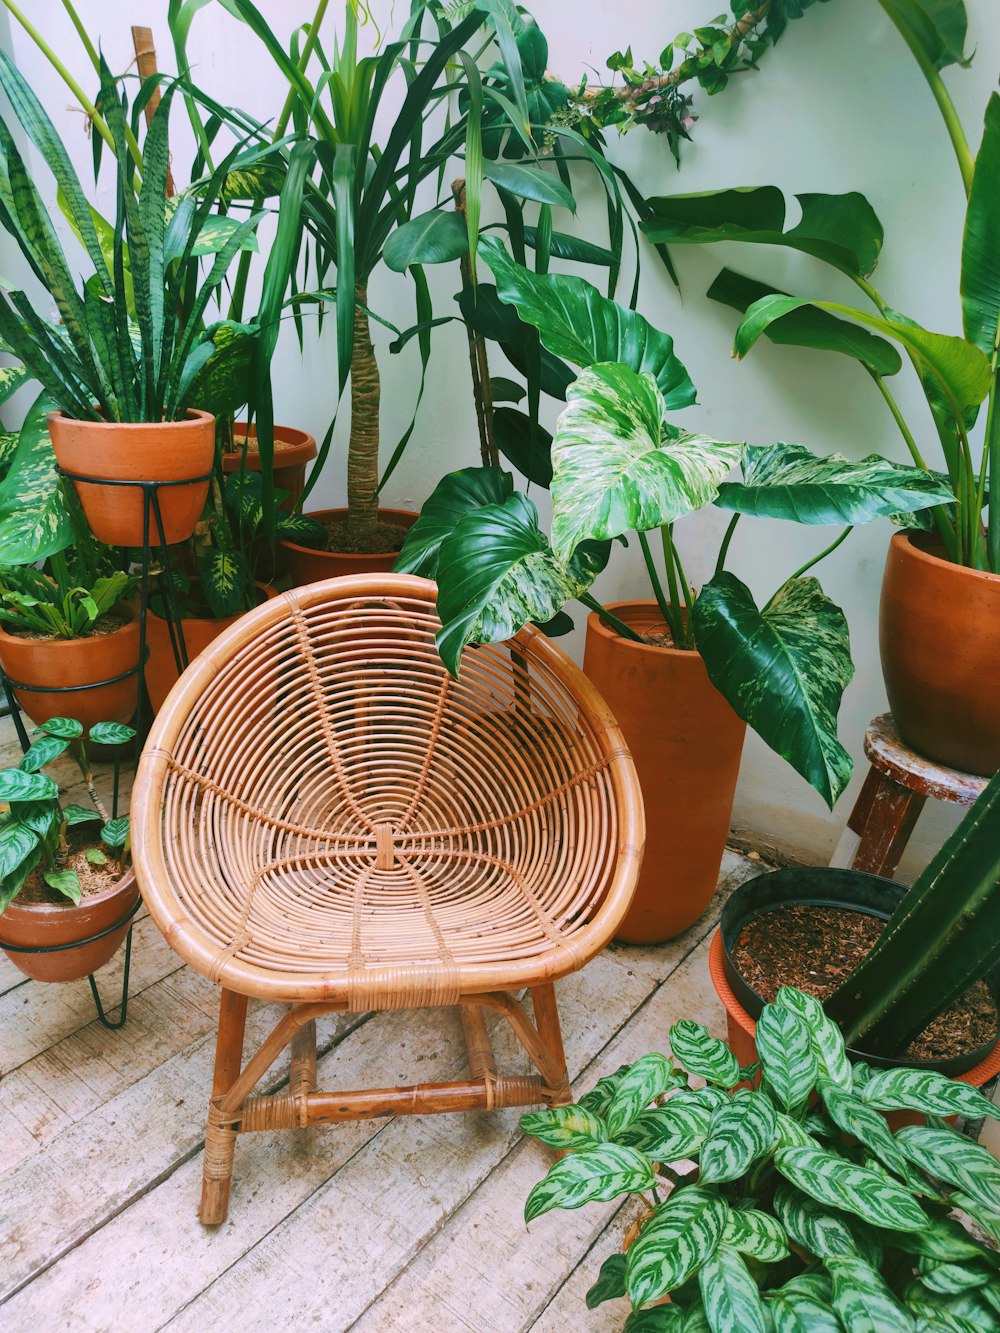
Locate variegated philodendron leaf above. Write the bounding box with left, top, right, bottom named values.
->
left=667, top=1020, right=740, bottom=1087
left=774, top=986, right=851, bottom=1088
left=698, top=1243, right=768, bottom=1333
left=715, top=442, right=954, bottom=525
left=0, top=391, right=74, bottom=564
left=435, top=491, right=609, bottom=677
left=722, top=1207, right=790, bottom=1263
left=549, top=363, right=742, bottom=563
left=895, top=1127, right=1000, bottom=1211
left=772, top=1181, right=860, bottom=1260
left=699, top=1089, right=777, bottom=1184
left=524, top=1143, right=654, bottom=1224
left=691, top=573, right=854, bottom=807
left=615, top=1099, right=711, bottom=1159
left=825, top=1255, right=916, bottom=1331
left=519, top=1105, right=607, bottom=1151
left=775, top=1145, right=927, bottom=1231
left=860, top=1068, right=1000, bottom=1124
left=626, top=1187, right=729, bottom=1309
left=755, top=1003, right=817, bottom=1111
left=604, top=1053, right=676, bottom=1138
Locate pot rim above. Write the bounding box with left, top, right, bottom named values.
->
left=0, top=601, right=138, bottom=648
left=1, top=866, right=136, bottom=922
left=277, top=507, right=420, bottom=556
left=47, top=408, right=214, bottom=432
left=585, top=599, right=698, bottom=661
left=891, top=530, right=1000, bottom=585
left=227, top=421, right=317, bottom=452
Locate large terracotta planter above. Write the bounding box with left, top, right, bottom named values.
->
left=280, top=507, right=418, bottom=584
left=48, top=410, right=214, bottom=547
left=144, top=584, right=276, bottom=713
left=0, top=869, right=138, bottom=982
left=0, top=607, right=140, bottom=731
left=583, top=603, right=746, bottom=944
left=880, top=532, right=1000, bottom=775
left=222, top=422, right=317, bottom=511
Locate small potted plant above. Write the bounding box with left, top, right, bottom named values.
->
left=401, top=240, right=950, bottom=943
left=522, top=989, right=1000, bottom=1329
left=0, top=717, right=136, bottom=983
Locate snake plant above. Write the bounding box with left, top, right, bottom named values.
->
left=523, top=988, right=1000, bottom=1331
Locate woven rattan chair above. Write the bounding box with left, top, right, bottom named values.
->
left=133, top=574, right=643, bottom=1224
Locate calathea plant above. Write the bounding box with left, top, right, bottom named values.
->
left=399, top=238, right=950, bottom=806
left=522, top=987, right=1000, bottom=1330
left=0, top=717, right=133, bottom=911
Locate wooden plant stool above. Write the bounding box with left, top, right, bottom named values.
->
left=834, top=713, right=988, bottom=878
left=133, top=575, right=643, bottom=1223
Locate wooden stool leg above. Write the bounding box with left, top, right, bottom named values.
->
left=200, top=988, right=249, bottom=1226
left=531, top=983, right=571, bottom=1106
left=848, top=766, right=926, bottom=879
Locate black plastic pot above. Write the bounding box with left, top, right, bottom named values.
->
left=721, top=866, right=1000, bottom=1078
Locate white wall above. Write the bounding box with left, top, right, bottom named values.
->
left=3, top=1, right=997, bottom=875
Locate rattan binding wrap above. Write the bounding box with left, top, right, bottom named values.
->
left=133, top=575, right=644, bottom=1009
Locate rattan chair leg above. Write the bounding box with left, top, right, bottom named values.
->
left=200, top=989, right=248, bottom=1225
left=289, top=1019, right=318, bottom=1124
left=476, top=990, right=568, bottom=1096
left=531, top=983, right=571, bottom=1105
left=460, top=1004, right=497, bottom=1079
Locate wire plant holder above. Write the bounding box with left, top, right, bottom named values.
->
left=0, top=467, right=212, bottom=1029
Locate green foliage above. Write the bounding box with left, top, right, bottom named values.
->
left=521, top=989, right=1000, bottom=1330
left=0, top=565, right=136, bottom=640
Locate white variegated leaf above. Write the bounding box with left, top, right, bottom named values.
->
left=699, top=1089, right=777, bottom=1184
left=626, top=1186, right=729, bottom=1308
left=756, top=1002, right=817, bottom=1110
left=775, top=987, right=851, bottom=1088
left=826, top=1254, right=916, bottom=1331
left=524, top=1143, right=653, bottom=1223
left=723, top=1207, right=790, bottom=1262
left=775, top=1145, right=927, bottom=1231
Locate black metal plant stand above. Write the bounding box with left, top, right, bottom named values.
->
left=0, top=469, right=210, bottom=1030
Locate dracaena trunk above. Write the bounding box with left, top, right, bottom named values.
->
left=347, top=283, right=380, bottom=542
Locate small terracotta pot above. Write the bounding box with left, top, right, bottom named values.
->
left=0, top=869, right=138, bottom=982
left=48, top=410, right=215, bottom=547
left=221, top=422, right=317, bottom=511
left=144, top=583, right=276, bottom=713
left=583, top=603, right=746, bottom=944
left=279, top=507, right=418, bottom=585
left=880, top=532, right=1000, bottom=775
left=0, top=607, right=140, bottom=731
left=709, top=931, right=1000, bottom=1094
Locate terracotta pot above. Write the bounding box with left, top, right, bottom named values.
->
left=0, top=869, right=138, bottom=982
left=0, top=606, right=140, bottom=731
left=583, top=603, right=746, bottom=944
left=280, top=507, right=418, bottom=585
left=144, top=583, right=276, bottom=713
left=48, top=410, right=214, bottom=547
left=710, top=931, right=1000, bottom=1094
left=880, top=532, right=1000, bottom=775
left=221, top=422, right=317, bottom=511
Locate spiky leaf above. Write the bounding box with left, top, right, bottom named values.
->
left=668, top=1021, right=740, bottom=1087
left=626, top=1187, right=729, bottom=1309
left=524, top=1143, right=654, bottom=1223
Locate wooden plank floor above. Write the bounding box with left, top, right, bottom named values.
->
left=0, top=712, right=765, bottom=1332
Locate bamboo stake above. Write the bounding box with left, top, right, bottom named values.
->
left=131, top=24, right=175, bottom=197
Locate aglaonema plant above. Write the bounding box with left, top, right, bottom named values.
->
left=522, top=988, right=1000, bottom=1331
left=399, top=238, right=951, bottom=807
left=0, top=717, right=134, bottom=911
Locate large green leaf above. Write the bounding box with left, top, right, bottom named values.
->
left=860, top=1068, right=1000, bottom=1124
left=699, top=1090, right=777, bottom=1185
left=691, top=573, right=854, bottom=807
left=434, top=491, right=609, bottom=677
left=482, top=160, right=576, bottom=210
left=895, top=1127, right=1000, bottom=1211
left=708, top=268, right=903, bottom=376
left=549, top=363, right=741, bottom=562
left=524, top=1143, right=654, bottom=1223
left=479, top=235, right=696, bottom=407
left=604, top=1053, right=676, bottom=1138
left=774, top=1146, right=927, bottom=1231
left=699, top=1244, right=767, bottom=1333
left=18, top=735, right=70, bottom=772
left=383, top=209, right=469, bottom=272
left=616, top=1100, right=712, bottom=1160
left=626, top=1187, right=729, bottom=1309
left=735, top=296, right=992, bottom=419
left=767, top=1286, right=843, bottom=1333
left=961, top=93, right=1000, bottom=359
left=0, top=768, right=58, bottom=802
left=0, top=818, right=39, bottom=880
left=198, top=548, right=248, bottom=619
left=774, top=987, right=851, bottom=1089
left=0, top=393, right=74, bottom=564
left=715, top=443, right=953, bottom=525
left=818, top=1081, right=910, bottom=1179
left=182, top=320, right=257, bottom=419
left=878, top=0, right=969, bottom=71
left=668, top=1021, right=740, bottom=1088
left=756, top=1003, right=817, bottom=1110
left=826, top=1254, right=915, bottom=1332
left=641, top=188, right=884, bottom=277
left=492, top=408, right=553, bottom=488
left=519, top=1105, right=607, bottom=1150
left=722, top=1208, right=790, bottom=1263
left=586, top=1253, right=627, bottom=1309
left=395, top=467, right=514, bottom=579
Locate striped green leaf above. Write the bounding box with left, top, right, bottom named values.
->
left=35, top=718, right=83, bottom=739
left=626, top=1187, right=729, bottom=1309
left=775, top=1145, right=927, bottom=1231
left=698, top=1243, right=767, bottom=1333
left=520, top=1105, right=607, bottom=1150
left=775, top=1112, right=816, bottom=1150
left=893, top=1214, right=998, bottom=1265
left=861, top=1069, right=1000, bottom=1124
left=616, top=1101, right=711, bottom=1159
left=18, top=735, right=70, bottom=772
left=605, top=1054, right=676, bottom=1138
left=579, top=1065, right=633, bottom=1119
left=948, top=1193, right=1000, bottom=1248
left=691, top=573, right=854, bottom=808
left=700, top=1090, right=777, bottom=1184
left=8, top=800, right=58, bottom=839
left=819, top=1080, right=909, bottom=1177
left=668, top=1021, right=740, bottom=1087
left=773, top=1181, right=860, bottom=1259
left=826, top=1254, right=915, bottom=1332
left=918, top=1258, right=996, bottom=1296
left=585, top=1251, right=627, bottom=1309
left=767, top=1288, right=843, bottom=1333
left=199, top=548, right=248, bottom=620
left=43, top=868, right=81, bottom=902
left=524, top=1143, right=654, bottom=1223
left=88, top=723, right=136, bottom=748
left=775, top=987, right=851, bottom=1088
left=681, top=1302, right=712, bottom=1332
left=624, top=1306, right=686, bottom=1330
left=670, top=1086, right=731, bottom=1114
left=0, top=818, right=39, bottom=880
left=100, top=817, right=129, bottom=851
left=0, top=362, right=28, bottom=406
left=756, top=1003, right=817, bottom=1110
left=549, top=363, right=742, bottom=563
left=722, top=1207, right=790, bottom=1262
left=896, top=1127, right=1000, bottom=1211
left=0, top=769, right=58, bottom=802
left=904, top=1299, right=985, bottom=1333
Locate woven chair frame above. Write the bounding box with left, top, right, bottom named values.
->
left=133, top=574, right=643, bottom=1223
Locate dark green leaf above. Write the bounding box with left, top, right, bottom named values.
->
left=492, top=407, right=552, bottom=487
left=586, top=1252, right=627, bottom=1309
left=0, top=818, right=39, bottom=879
left=63, top=804, right=102, bottom=826
left=605, top=1053, right=676, bottom=1138
left=699, top=1243, right=767, bottom=1333
left=395, top=467, right=514, bottom=579
left=775, top=1145, right=927, bottom=1230
left=88, top=722, right=137, bottom=747
left=699, top=1089, right=777, bottom=1184
left=483, top=160, right=576, bottom=211
left=383, top=209, right=469, bottom=272
left=895, top=1127, right=1000, bottom=1211
left=43, top=868, right=81, bottom=902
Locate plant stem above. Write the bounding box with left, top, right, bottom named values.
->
left=60, top=0, right=100, bottom=74
left=786, top=526, right=853, bottom=583
left=869, top=372, right=928, bottom=470
left=637, top=528, right=672, bottom=622
left=274, top=0, right=331, bottom=142
left=577, top=591, right=645, bottom=643
left=714, top=513, right=740, bottom=576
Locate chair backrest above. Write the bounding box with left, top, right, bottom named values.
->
left=132, top=575, right=644, bottom=1001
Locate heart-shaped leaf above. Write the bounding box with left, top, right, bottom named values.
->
left=43, top=868, right=81, bottom=902
left=383, top=208, right=469, bottom=272
left=692, top=573, right=854, bottom=808
left=492, top=407, right=552, bottom=488
left=524, top=1143, right=654, bottom=1223
left=625, top=1187, right=728, bottom=1309
left=395, top=467, right=514, bottom=579
left=668, top=1020, right=740, bottom=1087
left=756, top=1003, right=817, bottom=1110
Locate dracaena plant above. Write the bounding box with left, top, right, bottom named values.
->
left=0, top=717, right=134, bottom=912
left=522, top=988, right=1000, bottom=1331
left=640, top=1, right=1000, bottom=573
left=399, top=239, right=950, bottom=807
